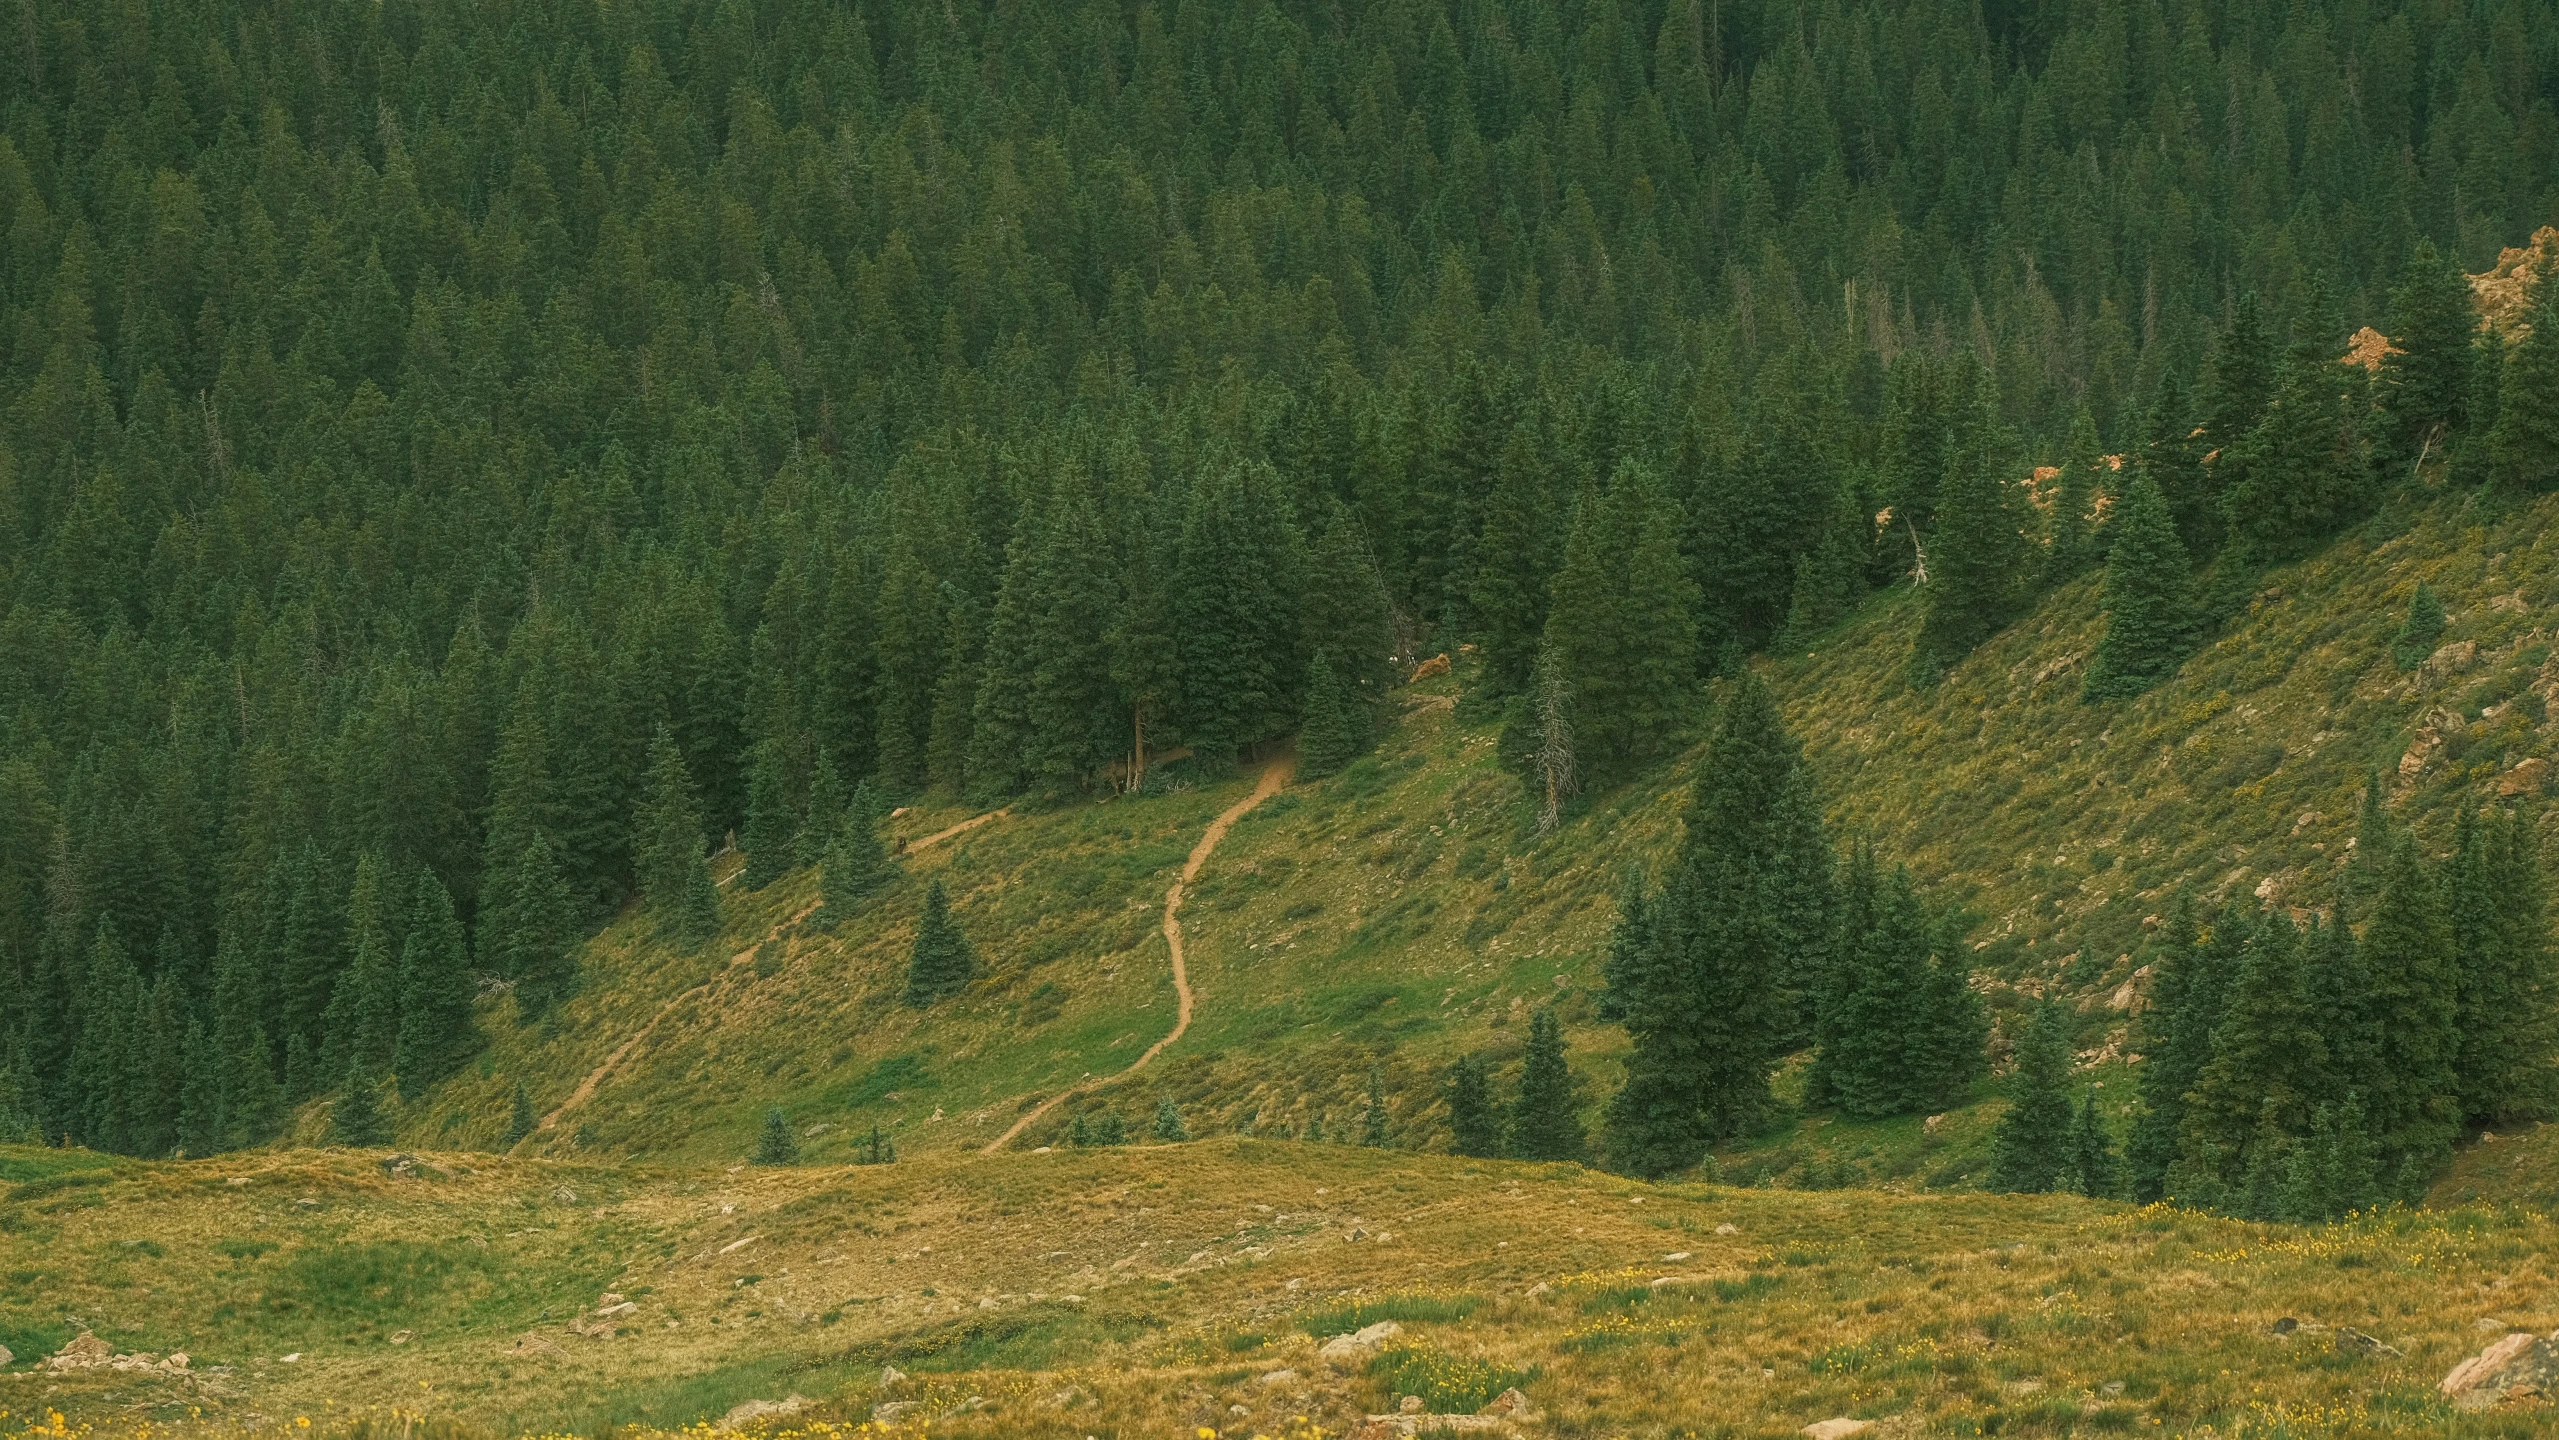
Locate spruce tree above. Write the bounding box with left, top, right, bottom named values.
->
left=2361, top=832, right=2462, bottom=1194
left=333, top=1066, right=391, bottom=1147
left=819, top=780, right=894, bottom=926
left=798, top=753, right=847, bottom=869
left=2221, top=302, right=2366, bottom=561
left=321, top=854, right=399, bottom=1084
left=2044, top=407, right=2104, bottom=585
left=1025, top=490, right=1127, bottom=794
left=903, top=880, right=978, bottom=1006
left=2130, top=900, right=2235, bottom=1202
left=1988, top=1000, right=2074, bottom=1193
left=2371, top=241, right=2475, bottom=474
left=966, top=529, right=1040, bottom=802
left=1467, top=411, right=1563, bottom=699
left=1816, top=859, right=1932, bottom=1118
left=739, top=740, right=794, bottom=890
left=2489, top=287, right=2559, bottom=488
left=393, top=872, right=477, bottom=1097
left=1172, top=465, right=1293, bottom=766
left=2327, top=1092, right=2381, bottom=1216
left=1606, top=671, right=1830, bottom=1174
left=2180, top=914, right=2326, bottom=1197
left=1298, top=650, right=1364, bottom=778
left=1152, top=1099, right=1188, bottom=1142
left=504, top=1080, right=537, bottom=1147
left=1447, top=1054, right=1501, bottom=1157
left=754, top=1106, right=801, bottom=1164
left=2066, top=1090, right=2122, bottom=1199
left=1361, top=1066, right=1391, bottom=1147
left=2390, top=585, right=2446, bottom=671
left=1299, top=498, right=1398, bottom=743
left=1539, top=460, right=1699, bottom=787
left=1093, top=1110, right=1127, bottom=1145
left=2200, top=292, right=2278, bottom=453
left=1913, top=912, right=1991, bottom=1110
left=1913, top=360, right=2032, bottom=676
left=1510, top=1008, right=1585, bottom=1162
left=636, top=724, right=722, bottom=944
left=2082, top=474, right=2195, bottom=700
left=505, top=833, right=581, bottom=1022
left=2454, top=806, right=2558, bottom=1123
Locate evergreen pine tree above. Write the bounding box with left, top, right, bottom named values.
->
left=2391, top=585, right=2447, bottom=670
left=2280, top=1102, right=2338, bottom=1223
left=2066, top=1089, right=2122, bottom=1199
left=1093, top=1110, right=1127, bottom=1145
left=1025, top=491, right=1129, bottom=794
left=1300, top=498, right=1398, bottom=744
left=739, top=740, right=794, bottom=890
left=1172, top=465, right=1293, bottom=766
left=1510, top=1008, right=1585, bottom=1162
left=966, top=529, right=1041, bottom=801
left=2044, top=407, right=2104, bottom=585
left=2180, top=913, right=2326, bottom=1197
left=393, top=872, right=477, bottom=1097
left=1298, top=650, right=1364, bottom=778
left=859, top=1124, right=896, bottom=1164
left=798, top=753, right=847, bottom=869
left=1468, top=411, right=1564, bottom=700
left=819, top=780, right=893, bottom=926
left=903, top=880, right=978, bottom=1006
left=2200, top=292, right=2278, bottom=453
left=333, top=1066, right=390, bottom=1147
left=1361, top=1066, right=1391, bottom=1147
left=1152, top=1099, right=1188, bottom=1142
left=176, top=1018, right=219, bottom=1156
left=2371, top=241, right=2475, bottom=475
left=1778, top=472, right=1870, bottom=643
left=1913, top=360, right=2032, bottom=676
left=2328, top=1091, right=2382, bottom=1215
left=2454, top=806, right=2558, bottom=1123
left=1988, top=1000, right=2074, bottom=1193
left=320, top=853, right=399, bottom=1084
left=504, top=1084, right=539, bottom=1150
left=2361, top=832, right=2462, bottom=1195
left=2130, top=900, right=2235, bottom=1202
left=755, top=1106, right=801, bottom=1164
left=1539, top=460, right=1699, bottom=787
left=1447, top=1054, right=1501, bottom=1158
left=2221, top=301, right=2367, bottom=561
left=1914, top=911, right=1992, bottom=1110
left=2489, top=286, right=2559, bottom=488
left=506, top=833, right=581, bottom=1022
left=636, top=724, right=723, bottom=943
left=2083, top=475, right=2196, bottom=699
left=504, top=1080, right=537, bottom=1147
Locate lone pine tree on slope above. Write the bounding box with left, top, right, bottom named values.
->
left=904, top=881, right=979, bottom=1005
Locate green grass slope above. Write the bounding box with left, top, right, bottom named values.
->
left=402, top=490, right=2559, bottom=1187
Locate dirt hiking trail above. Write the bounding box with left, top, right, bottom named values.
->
left=524, top=806, right=1008, bottom=1148
left=983, top=753, right=1294, bottom=1155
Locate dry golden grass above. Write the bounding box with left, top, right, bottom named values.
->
left=7, top=1139, right=2556, bottom=1439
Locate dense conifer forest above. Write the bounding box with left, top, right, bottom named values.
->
left=3, top=0, right=2558, bottom=1197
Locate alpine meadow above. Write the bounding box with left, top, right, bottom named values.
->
left=8, top=1, right=2559, bottom=1438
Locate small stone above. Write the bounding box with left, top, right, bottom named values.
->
left=1257, top=1369, right=1298, bottom=1387
left=2100, top=1381, right=2124, bottom=1396
left=388, top=1331, right=413, bottom=1346
left=2475, top=1318, right=2511, bottom=1334
left=279, top=1353, right=302, bottom=1363
left=598, top=1293, right=626, bottom=1308
left=1525, top=1282, right=1553, bottom=1298
left=716, top=1396, right=808, bottom=1431
left=596, top=1302, right=638, bottom=1319
left=2271, top=1317, right=2299, bottom=1336
left=1662, top=1251, right=1692, bottom=1262
left=1714, top=1223, right=1739, bottom=1235
left=0, top=1344, right=12, bottom=1367
left=881, top=1366, right=908, bottom=1389
left=552, top=1187, right=579, bottom=1204
left=1399, top=1396, right=1424, bottom=1413
left=1231, top=1404, right=1253, bottom=1417
left=870, top=1401, right=920, bottom=1423
left=1801, top=1421, right=1873, bottom=1440
left=1479, top=1389, right=1538, bottom=1420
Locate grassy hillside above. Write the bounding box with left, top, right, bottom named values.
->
left=8, top=1139, right=2558, bottom=1439
left=390, top=489, right=2559, bottom=1193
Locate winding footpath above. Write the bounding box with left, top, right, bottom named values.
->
left=523, top=806, right=1010, bottom=1148
left=982, top=753, right=1295, bottom=1155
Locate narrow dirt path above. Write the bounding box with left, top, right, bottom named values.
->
left=525, top=806, right=1008, bottom=1146
left=982, top=753, right=1294, bottom=1155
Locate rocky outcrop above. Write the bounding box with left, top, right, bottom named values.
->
left=1318, top=1319, right=1404, bottom=1366
left=2441, top=1330, right=2559, bottom=1410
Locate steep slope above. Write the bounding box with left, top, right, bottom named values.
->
left=406, top=489, right=2559, bottom=1181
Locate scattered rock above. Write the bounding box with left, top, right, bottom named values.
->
left=1409, top=654, right=1451, bottom=683
left=2336, top=1328, right=2403, bottom=1358
left=47, top=1334, right=114, bottom=1370
left=2420, top=641, right=2478, bottom=686
left=1401, top=1396, right=1426, bottom=1413
left=552, top=1187, right=579, bottom=1204
left=1479, top=1389, right=1538, bottom=1420
left=380, top=1153, right=420, bottom=1177
left=2271, top=1318, right=2300, bottom=1336
left=716, top=1396, right=807, bottom=1431
left=162, top=1353, right=188, bottom=1370
left=2100, top=1381, right=2124, bottom=1396
left=279, top=1353, right=302, bottom=1364
left=1661, top=1251, right=1692, bottom=1262
left=1801, top=1422, right=1874, bottom=1440
left=2442, top=1331, right=2559, bottom=1410
left=0, top=1344, right=12, bottom=1367
left=2002, top=1380, right=2045, bottom=1397
left=1346, top=1227, right=1369, bottom=1242
left=596, top=1302, right=638, bottom=1319
left=1257, top=1369, right=1299, bottom=1387
left=2501, top=758, right=2550, bottom=797
left=1319, top=1320, right=1404, bottom=1365
left=1714, top=1223, right=1740, bottom=1236
left=880, top=1366, right=908, bottom=1389
left=2477, top=1317, right=2512, bottom=1334
left=870, top=1401, right=921, bottom=1423
left=1524, top=1282, right=1553, bottom=1298
left=388, top=1331, right=412, bottom=1346
left=719, top=1235, right=761, bottom=1255
left=598, top=1292, right=625, bottom=1308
